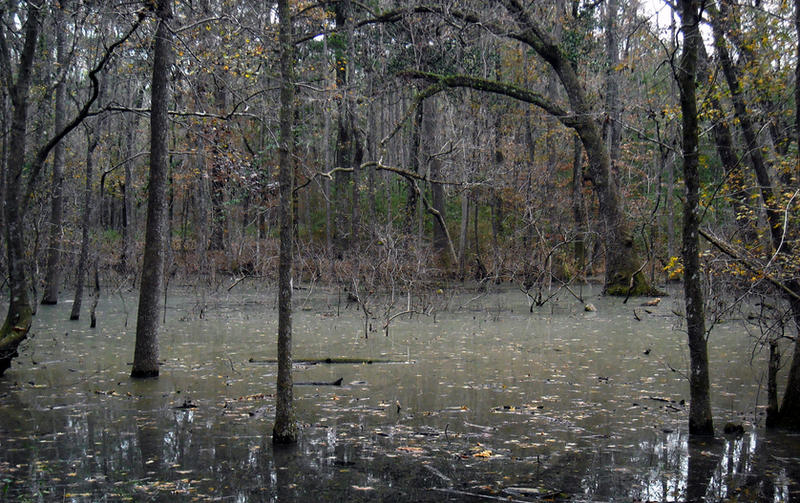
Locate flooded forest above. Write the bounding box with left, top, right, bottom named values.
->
left=1, top=0, right=800, bottom=501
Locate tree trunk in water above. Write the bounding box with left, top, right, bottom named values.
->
left=89, top=267, right=100, bottom=329
left=485, top=1, right=655, bottom=295
left=132, top=0, right=172, bottom=378
left=766, top=341, right=780, bottom=428
left=42, top=1, right=69, bottom=305
left=70, top=131, right=98, bottom=320
left=458, top=194, right=468, bottom=281
left=0, top=8, right=39, bottom=376
left=778, top=300, right=800, bottom=428
left=273, top=0, right=298, bottom=445
left=677, top=0, right=714, bottom=436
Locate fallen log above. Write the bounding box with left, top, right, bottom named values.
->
left=248, top=357, right=407, bottom=365
left=294, top=377, right=343, bottom=386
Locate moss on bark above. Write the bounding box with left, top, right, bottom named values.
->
left=604, top=270, right=663, bottom=297
left=0, top=306, right=33, bottom=376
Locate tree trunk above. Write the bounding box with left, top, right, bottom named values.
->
left=677, top=0, right=714, bottom=436
left=70, top=130, right=98, bottom=320
left=333, top=0, right=355, bottom=254
left=42, top=0, right=69, bottom=305
left=273, top=0, right=298, bottom=445
left=132, top=0, right=173, bottom=379
left=0, top=7, right=39, bottom=376
left=572, top=134, right=587, bottom=278
left=504, top=0, right=644, bottom=295
left=603, top=0, right=622, bottom=165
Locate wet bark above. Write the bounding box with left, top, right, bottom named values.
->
left=677, top=0, right=714, bottom=436
left=42, top=1, right=69, bottom=305
left=273, top=0, right=298, bottom=445
left=766, top=341, right=780, bottom=428
left=132, top=0, right=173, bottom=379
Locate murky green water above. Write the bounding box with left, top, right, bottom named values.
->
left=1, top=283, right=799, bottom=501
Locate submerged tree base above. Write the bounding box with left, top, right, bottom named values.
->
left=272, top=423, right=299, bottom=444
left=605, top=271, right=663, bottom=297
left=0, top=307, right=33, bottom=377
left=131, top=369, right=160, bottom=379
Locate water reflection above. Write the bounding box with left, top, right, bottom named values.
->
left=1, top=286, right=799, bottom=501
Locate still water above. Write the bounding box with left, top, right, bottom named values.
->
left=1, top=283, right=799, bottom=501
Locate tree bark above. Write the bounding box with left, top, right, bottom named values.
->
left=677, top=0, right=714, bottom=436
left=0, top=6, right=39, bottom=376
left=132, top=0, right=173, bottom=379
left=42, top=0, right=69, bottom=305
left=273, top=0, right=298, bottom=445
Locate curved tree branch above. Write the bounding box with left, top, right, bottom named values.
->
left=22, top=11, right=145, bottom=210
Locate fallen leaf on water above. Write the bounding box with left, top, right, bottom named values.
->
left=473, top=450, right=492, bottom=458
left=352, top=485, right=374, bottom=491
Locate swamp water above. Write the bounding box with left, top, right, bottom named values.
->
left=1, top=284, right=799, bottom=501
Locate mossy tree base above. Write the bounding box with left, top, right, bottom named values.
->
left=0, top=306, right=33, bottom=377
left=272, top=422, right=299, bottom=444
left=604, top=270, right=664, bottom=297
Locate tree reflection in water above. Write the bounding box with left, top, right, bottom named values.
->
left=2, top=288, right=800, bottom=501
